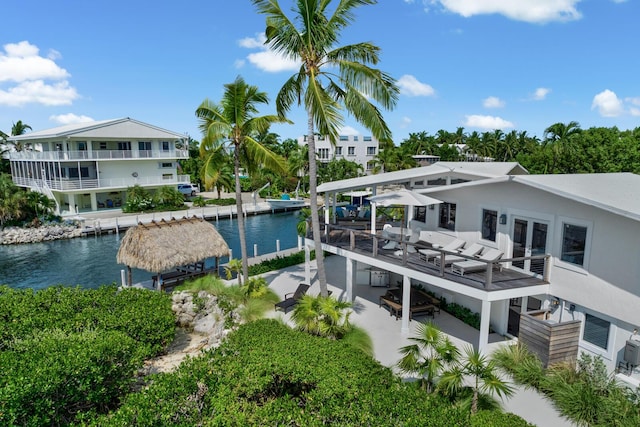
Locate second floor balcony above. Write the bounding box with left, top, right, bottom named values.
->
left=12, top=175, right=192, bottom=191
left=9, top=149, right=189, bottom=161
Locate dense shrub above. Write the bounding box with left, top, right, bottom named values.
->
left=91, top=320, right=529, bottom=426
left=204, top=197, right=236, bottom=206
left=247, top=250, right=316, bottom=275
left=0, top=329, right=140, bottom=426
left=0, top=285, right=175, bottom=356
left=0, top=285, right=175, bottom=426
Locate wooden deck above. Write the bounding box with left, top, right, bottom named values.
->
left=318, top=225, right=547, bottom=293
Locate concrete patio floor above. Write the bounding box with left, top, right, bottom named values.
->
left=261, top=255, right=575, bottom=427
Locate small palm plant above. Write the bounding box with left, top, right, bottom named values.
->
left=438, top=345, right=514, bottom=415
left=224, top=258, right=244, bottom=286
left=291, top=295, right=352, bottom=340
left=397, top=322, right=460, bottom=393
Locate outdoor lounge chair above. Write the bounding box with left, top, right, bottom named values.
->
left=451, top=248, right=504, bottom=275
left=381, top=224, right=397, bottom=250
left=274, top=283, right=310, bottom=313
left=418, top=238, right=465, bottom=262
left=432, top=242, right=485, bottom=267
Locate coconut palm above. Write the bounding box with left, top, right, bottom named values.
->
left=543, top=121, right=581, bottom=173
left=196, top=76, right=289, bottom=284
left=253, top=0, right=399, bottom=296
left=291, top=294, right=352, bottom=339
left=398, top=322, right=460, bottom=393
left=199, top=138, right=234, bottom=197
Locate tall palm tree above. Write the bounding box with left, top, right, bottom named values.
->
left=196, top=76, right=289, bottom=284
left=253, top=0, right=398, bottom=295
left=9, top=120, right=33, bottom=152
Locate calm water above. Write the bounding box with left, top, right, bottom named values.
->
left=0, top=211, right=301, bottom=290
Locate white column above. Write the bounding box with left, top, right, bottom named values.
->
left=305, top=244, right=311, bottom=285
left=68, top=193, right=77, bottom=214
left=90, top=193, right=98, bottom=211
left=345, top=258, right=356, bottom=302
left=478, top=299, right=492, bottom=351
left=401, top=275, right=411, bottom=334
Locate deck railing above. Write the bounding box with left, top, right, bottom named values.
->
left=311, top=223, right=551, bottom=289
left=12, top=175, right=192, bottom=191
left=9, top=149, right=189, bottom=161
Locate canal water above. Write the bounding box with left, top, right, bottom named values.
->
left=0, top=211, right=302, bottom=290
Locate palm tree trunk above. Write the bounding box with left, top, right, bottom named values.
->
left=234, top=146, right=249, bottom=285
left=307, top=113, right=328, bottom=296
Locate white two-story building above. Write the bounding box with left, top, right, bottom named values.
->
left=312, top=163, right=640, bottom=385
left=7, top=118, right=190, bottom=214
left=298, top=134, right=380, bottom=174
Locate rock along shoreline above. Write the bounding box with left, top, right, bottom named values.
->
left=0, top=224, right=83, bottom=245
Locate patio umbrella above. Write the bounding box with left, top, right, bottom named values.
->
left=369, top=188, right=442, bottom=235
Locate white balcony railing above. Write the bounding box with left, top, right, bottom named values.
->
left=12, top=175, right=191, bottom=191
left=9, top=149, right=189, bottom=161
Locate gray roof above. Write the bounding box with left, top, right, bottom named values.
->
left=422, top=172, right=640, bottom=222
left=8, top=117, right=186, bottom=141
left=316, top=161, right=527, bottom=193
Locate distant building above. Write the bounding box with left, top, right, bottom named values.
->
left=298, top=134, right=380, bottom=174
left=7, top=118, right=190, bottom=215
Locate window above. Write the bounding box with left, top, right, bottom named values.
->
left=367, top=146, right=376, bottom=155
left=139, top=141, right=151, bottom=151
left=347, top=146, right=355, bottom=156
left=162, top=173, right=174, bottom=180
left=162, top=141, right=170, bottom=152
left=363, top=136, right=372, bottom=141
left=482, top=209, right=497, bottom=241
left=353, top=136, right=358, bottom=142
left=117, top=141, right=131, bottom=151
left=583, top=313, right=610, bottom=350
left=335, top=146, right=342, bottom=156
left=68, top=167, right=89, bottom=178
left=160, top=162, right=173, bottom=168
left=414, top=206, right=427, bottom=222
left=366, top=161, right=374, bottom=171
left=561, top=223, right=588, bottom=266
left=55, top=143, right=63, bottom=151
left=99, top=142, right=107, bottom=150
left=439, top=202, right=456, bottom=230
left=339, top=135, right=349, bottom=141
left=317, top=148, right=330, bottom=159
left=427, top=178, right=446, bottom=186
left=78, top=142, right=87, bottom=151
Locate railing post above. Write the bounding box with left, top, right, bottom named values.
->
left=350, top=230, right=355, bottom=250
left=373, top=235, right=378, bottom=257
left=440, top=251, right=445, bottom=277
left=485, top=262, right=493, bottom=288
left=543, top=255, right=551, bottom=282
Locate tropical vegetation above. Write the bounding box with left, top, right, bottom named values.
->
left=398, top=322, right=513, bottom=415
left=493, top=343, right=640, bottom=426
left=88, top=319, right=531, bottom=426
left=253, top=0, right=399, bottom=298
left=121, top=184, right=185, bottom=213
left=196, top=75, right=289, bottom=286
left=0, top=173, right=57, bottom=227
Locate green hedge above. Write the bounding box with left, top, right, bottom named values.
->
left=91, top=320, right=531, bottom=426
left=248, top=250, right=316, bottom=276
left=0, top=285, right=176, bottom=426
left=0, top=330, right=140, bottom=426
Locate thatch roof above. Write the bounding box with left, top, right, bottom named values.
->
left=117, top=216, right=229, bottom=272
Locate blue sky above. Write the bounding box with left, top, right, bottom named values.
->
left=1, top=0, right=638, bottom=144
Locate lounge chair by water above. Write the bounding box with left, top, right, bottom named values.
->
left=274, top=283, right=310, bottom=313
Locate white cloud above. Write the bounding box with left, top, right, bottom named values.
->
left=397, top=74, right=435, bottom=97
left=483, top=96, right=505, bottom=108
left=400, top=116, right=412, bottom=128
left=239, top=33, right=299, bottom=73
left=0, top=41, right=78, bottom=107
left=626, top=97, right=640, bottom=106
left=0, top=80, right=78, bottom=106
left=591, top=89, right=624, bottom=117
left=630, top=108, right=640, bottom=117
left=532, top=87, right=551, bottom=100
left=422, top=0, right=582, bottom=24
left=464, top=114, right=514, bottom=130
left=234, top=59, right=245, bottom=69
left=339, top=126, right=359, bottom=135
left=49, top=113, right=94, bottom=124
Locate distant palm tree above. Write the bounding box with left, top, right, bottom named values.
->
left=199, top=138, right=234, bottom=198
left=543, top=121, right=581, bottom=173
left=9, top=120, right=33, bottom=152
left=253, top=0, right=399, bottom=296
left=196, top=76, right=289, bottom=284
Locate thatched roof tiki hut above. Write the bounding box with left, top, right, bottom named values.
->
left=117, top=216, right=230, bottom=290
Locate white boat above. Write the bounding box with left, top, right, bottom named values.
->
left=266, top=182, right=306, bottom=209
left=266, top=194, right=306, bottom=209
